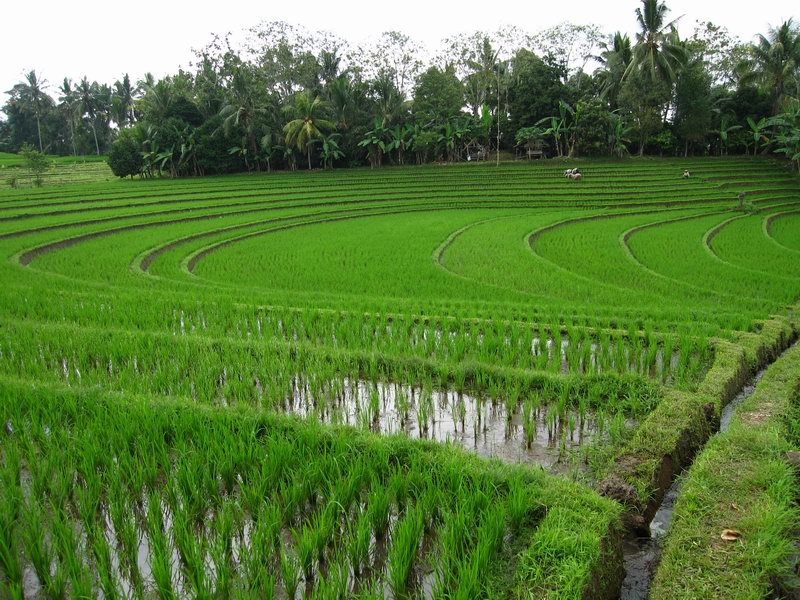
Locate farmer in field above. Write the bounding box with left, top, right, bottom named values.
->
left=683, top=169, right=690, bottom=178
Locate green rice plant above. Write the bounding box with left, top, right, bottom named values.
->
left=522, top=396, right=537, bottom=449
left=367, top=485, right=391, bottom=541
left=347, top=509, right=372, bottom=576
left=506, top=478, right=528, bottom=534
left=387, top=505, right=425, bottom=598
left=21, top=499, right=58, bottom=595
left=280, top=547, right=301, bottom=599
left=89, top=522, right=118, bottom=600
left=0, top=493, right=22, bottom=595
left=51, top=506, right=94, bottom=599
left=146, top=491, right=176, bottom=600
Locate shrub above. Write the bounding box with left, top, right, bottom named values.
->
left=107, top=133, right=144, bottom=178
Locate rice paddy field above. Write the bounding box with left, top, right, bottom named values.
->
left=0, top=156, right=799, bottom=598
left=0, top=153, right=112, bottom=188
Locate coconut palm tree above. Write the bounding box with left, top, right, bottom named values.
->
left=77, top=77, right=102, bottom=155
left=745, top=20, right=800, bottom=115
left=217, top=65, right=265, bottom=168
left=10, top=71, right=51, bottom=152
left=597, top=33, right=633, bottom=110
left=283, top=91, right=334, bottom=170
left=57, top=79, right=79, bottom=156
left=112, top=74, right=138, bottom=127
left=625, top=0, right=688, bottom=85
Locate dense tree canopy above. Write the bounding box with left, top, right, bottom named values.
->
left=1, top=2, right=799, bottom=174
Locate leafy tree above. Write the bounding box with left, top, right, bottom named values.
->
left=413, top=66, right=464, bottom=123
left=689, top=21, right=748, bottom=87
left=573, top=98, right=611, bottom=156
left=674, top=56, right=713, bottom=155
left=358, top=31, right=424, bottom=97
left=619, top=70, right=670, bottom=154
left=19, top=143, right=50, bottom=186
left=507, top=50, right=565, bottom=138
left=532, top=23, right=604, bottom=83
left=107, top=131, right=144, bottom=178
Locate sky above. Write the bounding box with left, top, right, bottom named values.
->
left=0, top=0, right=796, bottom=107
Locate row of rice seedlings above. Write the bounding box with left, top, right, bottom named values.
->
left=0, top=317, right=660, bottom=412
left=0, top=384, right=558, bottom=598
left=0, top=273, right=718, bottom=387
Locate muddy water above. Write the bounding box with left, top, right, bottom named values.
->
left=287, top=378, right=610, bottom=469
left=620, top=478, right=682, bottom=599
left=620, top=354, right=781, bottom=599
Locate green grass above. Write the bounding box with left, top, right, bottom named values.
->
left=651, top=342, right=800, bottom=599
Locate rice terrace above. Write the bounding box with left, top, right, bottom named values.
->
left=1, top=1, right=800, bottom=599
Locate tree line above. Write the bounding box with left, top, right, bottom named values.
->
left=2, top=0, right=799, bottom=178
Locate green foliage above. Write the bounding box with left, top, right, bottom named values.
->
left=107, top=130, right=144, bottom=178
left=574, top=99, right=611, bottom=156
left=19, top=142, right=51, bottom=186
left=413, top=65, right=465, bottom=123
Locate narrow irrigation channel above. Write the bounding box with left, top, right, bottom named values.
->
left=619, top=354, right=778, bottom=599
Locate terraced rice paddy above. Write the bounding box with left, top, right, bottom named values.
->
left=0, top=157, right=798, bottom=598
left=0, top=153, right=112, bottom=187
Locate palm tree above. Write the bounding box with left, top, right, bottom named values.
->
left=112, top=74, right=138, bottom=127
left=283, top=91, right=334, bottom=170
left=745, top=20, right=800, bottom=115
left=139, top=78, right=175, bottom=126
left=597, top=33, right=633, bottom=110
left=371, top=73, right=406, bottom=127
left=464, top=37, right=500, bottom=116
left=625, top=0, right=688, bottom=85
left=57, top=79, right=79, bottom=156
left=11, top=71, right=50, bottom=152
left=219, top=66, right=263, bottom=165
left=77, top=77, right=101, bottom=155
left=328, top=76, right=357, bottom=131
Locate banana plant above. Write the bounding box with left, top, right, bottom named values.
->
left=768, top=101, right=800, bottom=171
left=536, top=101, right=575, bottom=158
left=714, top=117, right=742, bottom=156
left=386, top=125, right=413, bottom=166
left=745, top=117, right=770, bottom=156
left=358, top=118, right=388, bottom=168
left=608, top=111, right=632, bottom=157
left=320, top=133, right=344, bottom=169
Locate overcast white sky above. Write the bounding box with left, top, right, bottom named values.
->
left=1, top=0, right=796, bottom=106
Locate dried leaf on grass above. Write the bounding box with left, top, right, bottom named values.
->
left=720, top=528, right=742, bottom=541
